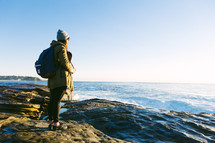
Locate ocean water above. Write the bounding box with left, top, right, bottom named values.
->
left=0, top=80, right=215, bottom=114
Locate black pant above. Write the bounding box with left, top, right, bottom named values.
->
left=48, top=86, right=67, bottom=122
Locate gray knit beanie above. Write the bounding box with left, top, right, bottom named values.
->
left=57, top=29, right=70, bottom=40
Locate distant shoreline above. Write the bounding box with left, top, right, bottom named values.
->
left=0, top=76, right=42, bottom=81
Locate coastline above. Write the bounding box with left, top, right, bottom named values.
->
left=0, top=76, right=43, bottom=81
left=0, top=83, right=214, bottom=142
left=0, top=83, right=126, bottom=142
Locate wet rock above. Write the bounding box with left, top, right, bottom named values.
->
left=61, top=98, right=215, bottom=143
left=1, top=83, right=215, bottom=143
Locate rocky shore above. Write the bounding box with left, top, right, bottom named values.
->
left=0, top=83, right=125, bottom=142
left=0, top=83, right=215, bottom=143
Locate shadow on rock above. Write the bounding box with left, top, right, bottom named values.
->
left=0, top=84, right=127, bottom=142
left=0, top=116, right=127, bottom=143
left=61, top=98, right=215, bottom=143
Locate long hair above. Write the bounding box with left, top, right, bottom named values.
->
left=58, top=39, right=68, bottom=50
left=58, top=40, right=66, bottom=44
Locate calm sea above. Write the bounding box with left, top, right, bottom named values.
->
left=0, top=80, right=215, bottom=113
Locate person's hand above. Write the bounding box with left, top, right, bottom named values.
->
left=71, top=68, right=76, bottom=74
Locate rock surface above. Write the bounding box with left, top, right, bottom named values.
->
left=0, top=83, right=215, bottom=143
left=61, top=99, right=215, bottom=143
left=0, top=117, right=125, bottom=143
left=0, top=84, right=49, bottom=119
left=0, top=83, right=127, bottom=143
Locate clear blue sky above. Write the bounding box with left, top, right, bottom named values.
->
left=0, top=0, right=215, bottom=83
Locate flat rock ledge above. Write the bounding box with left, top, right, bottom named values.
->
left=0, top=83, right=127, bottom=143
left=0, top=116, right=126, bottom=143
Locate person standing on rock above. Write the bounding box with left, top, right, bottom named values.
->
left=48, top=29, right=76, bottom=131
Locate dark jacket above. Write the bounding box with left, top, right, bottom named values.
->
left=48, top=40, right=73, bottom=90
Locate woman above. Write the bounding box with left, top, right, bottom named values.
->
left=48, top=29, right=76, bottom=131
